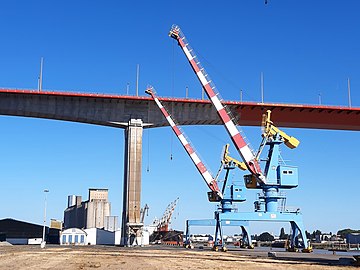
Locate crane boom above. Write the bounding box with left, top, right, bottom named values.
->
left=146, top=86, right=223, bottom=200
left=169, top=25, right=266, bottom=184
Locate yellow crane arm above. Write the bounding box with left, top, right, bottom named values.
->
left=263, top=110, right=300, bottom=149
left=222, top=144, right=247, bottom=171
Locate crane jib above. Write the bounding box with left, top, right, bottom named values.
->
left=169, top=25, right=266, bottom=184
left=146, top=87, right=223, bottom=198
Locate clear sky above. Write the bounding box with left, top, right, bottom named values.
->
left=0, top=1, right=359, bottom=236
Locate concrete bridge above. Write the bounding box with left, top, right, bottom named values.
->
left=1, top=88, right=360, bottom=245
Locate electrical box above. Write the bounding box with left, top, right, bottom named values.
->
left=277, top=165, right=298, bottom=188
left=231, top=185, right=246, bottom=202
left=244, top=174, right=257, bottom=189
left=207, top=191, right=221, bottom=202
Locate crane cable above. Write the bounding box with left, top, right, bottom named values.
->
left=146, top=129, right=150, bottom=172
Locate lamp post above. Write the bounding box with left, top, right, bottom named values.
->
left=41, top=189, right=49, bottom=248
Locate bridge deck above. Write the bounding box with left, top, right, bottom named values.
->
left=0, top=89, right=359, bottom=130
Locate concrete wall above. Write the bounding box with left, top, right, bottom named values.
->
left=28, top=238, right=42, bottom=245
left=115, top=230, right=149, bottom=246
left=64, top=190, right=111, bottom=230
left=86, top=201, right=110, bottom=229
left=63, top=202, right=86, bottom=229
left=121, top=119, right=143, bottom=245
left=85, top=228, right=115, bottom=245
left=6, top=238, right=28, bottom=245
left=104, top=216, right=118, bottom=232
left=89, top=189, right=108, bottom=201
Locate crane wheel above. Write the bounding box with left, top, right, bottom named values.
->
left=221, top=246, right=228, bottom=252
left=302, top=247, right=313, bottom=253
left=287, top=247, right=298, bottom=252
left=212, top=246, right=219, bottom=252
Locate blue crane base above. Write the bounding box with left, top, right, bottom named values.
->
left=184, top=210, right=311, bottom=252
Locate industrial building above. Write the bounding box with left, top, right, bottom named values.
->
left=346, top=233, right=360, bottom=244
left=0, top=218, right=60, bottom=245
left=60, top=227, right=115, bottom=246
left=62, top=188, right=119, bottom=245
left=63, top=188, right=118, bottom=230
left=60, top=228, right=87, bottom=245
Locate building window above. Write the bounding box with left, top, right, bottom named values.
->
left=75, top=235, right=79, bottom=243
left=80, top=235, right=85, bottom=243
left=62, top=235, right=66, bottom=244
left=69, top=235, right=73, bottom=243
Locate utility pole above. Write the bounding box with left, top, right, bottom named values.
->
left=126, top=82, right=130, bottom=95
left=240, top=89, right=243, bottom=102
left=318, top=93, right=322, bottom=105
left=186, top=86, right=189, bottom=98
left=41, top=189, right=49, bottom=248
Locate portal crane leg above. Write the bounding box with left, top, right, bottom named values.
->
left=213, top=215, right=225, bottom=251
left=288, top=221, right=299, bottom=251
left=240, top=225, right=253, bottom=248
left=184, top=220, right=192, bottom=248
left=288, top=220, right=312, bottom=252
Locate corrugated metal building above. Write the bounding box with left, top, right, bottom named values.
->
left=0, top=218, right=59, bottom=245
left=346, top=233, right=360, bottom=244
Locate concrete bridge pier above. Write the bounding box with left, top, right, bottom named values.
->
left=120, top=119, right=143, bottom=246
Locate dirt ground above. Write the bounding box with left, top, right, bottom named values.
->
left=0, top=245, right=358, bottom=270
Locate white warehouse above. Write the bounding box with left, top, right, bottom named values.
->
left=60, top=228, right=115, bottom=246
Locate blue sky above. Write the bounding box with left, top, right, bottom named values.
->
left=0, top=1, right=359, bottom=236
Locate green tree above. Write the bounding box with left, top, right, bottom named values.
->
left=337, top=228, right=360, bottom=238
left=258, top=232, right=274, bottom=242
left=279, top=227, right=288, bottom=240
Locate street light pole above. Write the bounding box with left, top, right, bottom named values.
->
left=41, top=189, right=49, bottom=248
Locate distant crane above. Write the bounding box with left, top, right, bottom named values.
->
left=157, top=197, right=179, bottom=232
left=140, top=204, right=149, bottom=224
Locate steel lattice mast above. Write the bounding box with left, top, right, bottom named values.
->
left=146, top=86, right=223, bottom=199
left=169, top=25, right=266, bottom=184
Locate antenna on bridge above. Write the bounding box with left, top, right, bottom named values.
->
left=38, top=57, right=44, bottom=92
left=348, top=77, right=352, bottom=108
left=136, top=64, right=140, bottom=96
left=260, top=72, right=264, bottom=103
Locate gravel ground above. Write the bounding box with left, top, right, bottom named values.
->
left=0, top=245, right=358, bottom=270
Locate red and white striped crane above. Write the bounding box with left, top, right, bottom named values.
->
left=157, top=197, right=179, bottom=232
left=145, top=86, right=223, bottom=200
left=169, top=25, right=266, bottom=184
